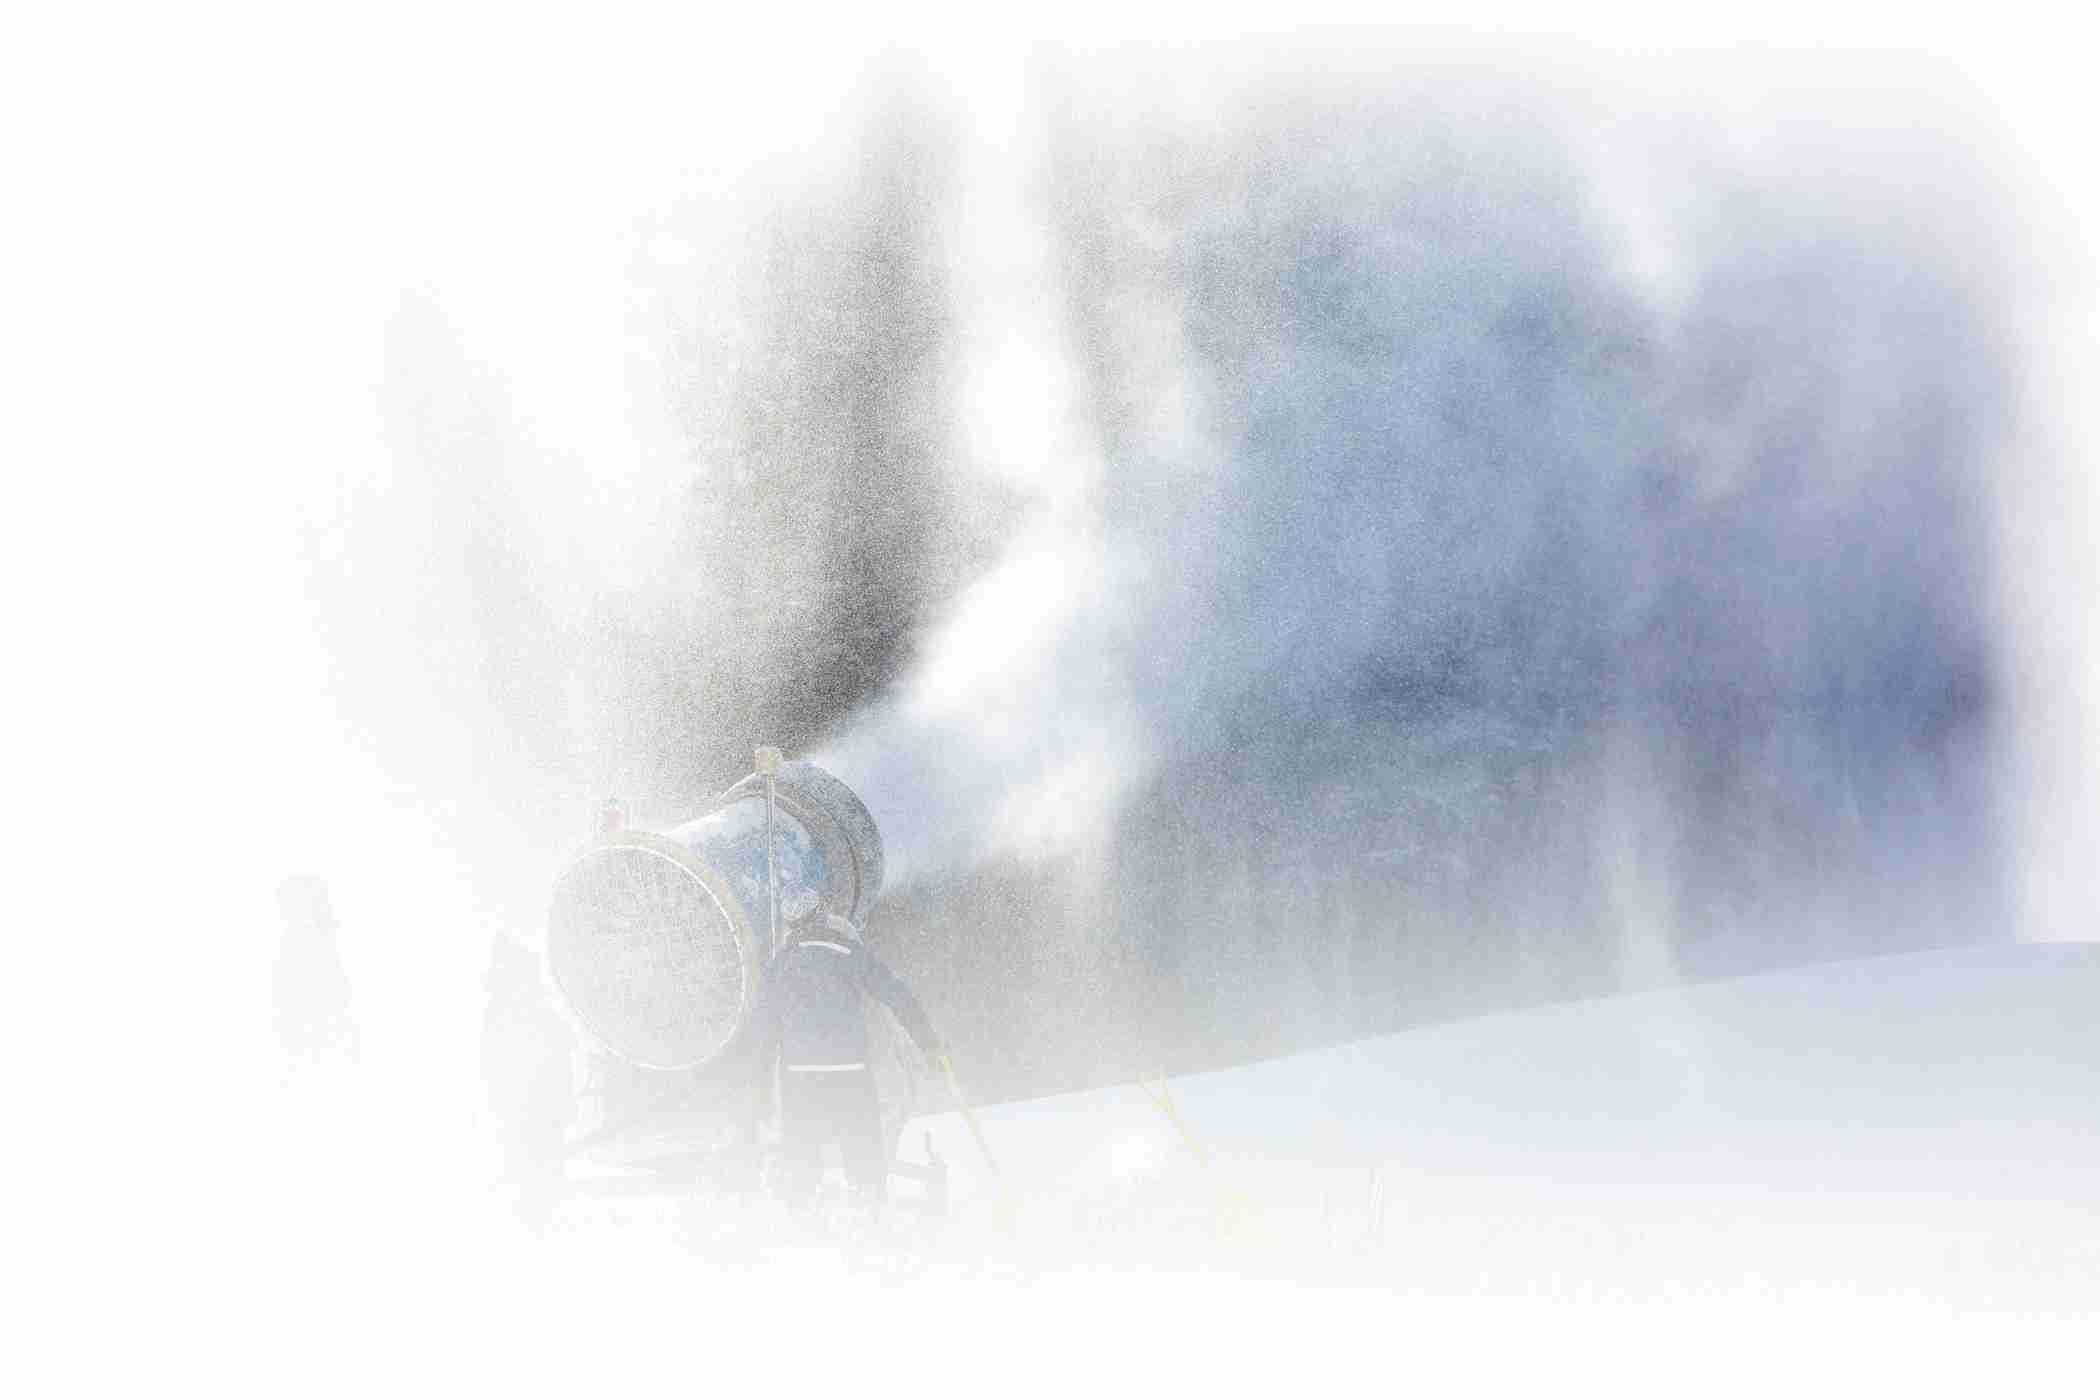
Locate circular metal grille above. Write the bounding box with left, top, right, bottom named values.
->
left=547, top=838, right=754, bottom=1070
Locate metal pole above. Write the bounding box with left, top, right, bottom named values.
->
left=935, top=1049, right=1002, bottom=1179
left=755, top=745, right=783, bottom=953
left=935, top=1048, right=1015, bottom=1232
left=1136, top=1073, right=1209, bottom=1168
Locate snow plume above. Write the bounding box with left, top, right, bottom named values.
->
left=807, top=54, right=2020, bottom=998
left=815, top=55, right=1154, bottom=883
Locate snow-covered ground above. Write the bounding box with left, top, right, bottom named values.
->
left=384, top=939, right=2099, bottom=1398
left=86, top=935, right=2089, bottom=1398
left=902, top=941, right=2098, bottom=1307
left=932, top=940, right=2098, bottom=1193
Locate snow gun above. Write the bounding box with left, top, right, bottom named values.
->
left=545, top=757, right=884, bottom=1071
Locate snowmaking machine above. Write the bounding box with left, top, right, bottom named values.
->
left=542, top=755, right=936, bottom=1198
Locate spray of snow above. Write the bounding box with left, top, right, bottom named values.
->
left=816, top=53, right=1155, bottom=884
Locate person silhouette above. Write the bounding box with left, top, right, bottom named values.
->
left=749, top=890, right=941, bottom=1210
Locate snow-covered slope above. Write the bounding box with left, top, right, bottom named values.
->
left=925, top=941, right=2097, bottom=1191
left=185, top=943, right=2095, bottom=1400
left=909, top=941, right=2097, bottom=1314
